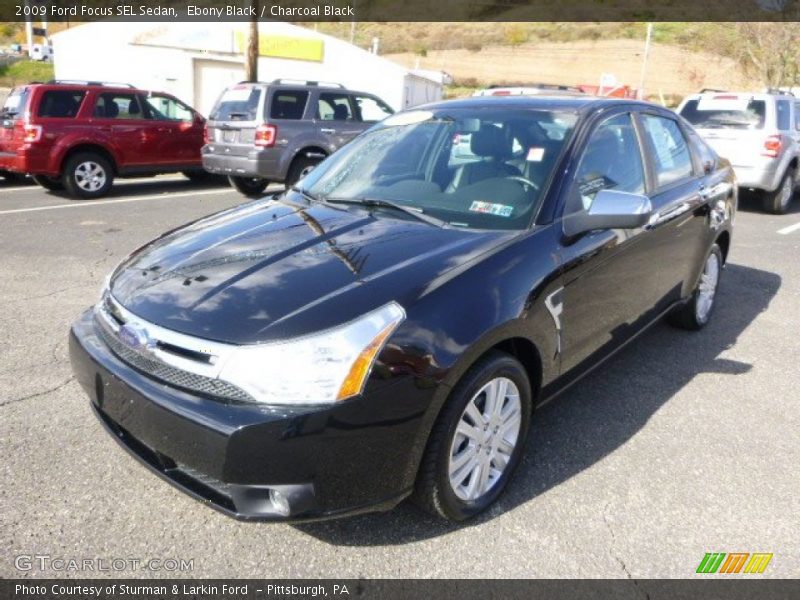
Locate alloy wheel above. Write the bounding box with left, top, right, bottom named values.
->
left=448, top=377, right=522, bottom=501
left=74, top=161, right=107, bottom=192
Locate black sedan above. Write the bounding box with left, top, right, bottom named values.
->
left=70, top=96, right=736, bottom=522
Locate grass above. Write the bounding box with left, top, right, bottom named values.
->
left=0, top=59, right=54, bottom=88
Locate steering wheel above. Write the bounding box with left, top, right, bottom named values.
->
left=507, top=175, right=540, bottom=192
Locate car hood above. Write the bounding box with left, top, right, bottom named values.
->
left=110, top=197, right=512, bottom=344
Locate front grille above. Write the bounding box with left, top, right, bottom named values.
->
left=94, top=314, right=254, bottom=403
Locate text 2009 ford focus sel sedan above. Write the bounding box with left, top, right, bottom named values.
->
left=70, top=96, right=736, bottom=522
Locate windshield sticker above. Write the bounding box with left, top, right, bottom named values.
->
left=469, top=201, right=514, bottom=217
left=526, top=147, right=545, bottom=162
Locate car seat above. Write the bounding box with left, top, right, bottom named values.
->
left=447, top=125, right=520, bottom=191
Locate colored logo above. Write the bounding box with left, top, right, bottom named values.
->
left=696, top=552, right=773, bottom=574
left=118, top=323, right=151, bottom=353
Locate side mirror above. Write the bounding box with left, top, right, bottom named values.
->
left=563, top=189, right=652, bottom=237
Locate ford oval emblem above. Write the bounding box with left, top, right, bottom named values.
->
left=118, top=323, right=150, bottom=351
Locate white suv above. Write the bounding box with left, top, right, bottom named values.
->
left=677, top=90, right=800, bottom=214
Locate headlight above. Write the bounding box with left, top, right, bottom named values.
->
left=218, top=302, right=405, bottom=406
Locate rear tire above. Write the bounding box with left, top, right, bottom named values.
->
left=286, top=155, right=323, bottom=187
left=63, top=152, right=114, bottom=199
left=667, top=244, right=723, bottom=331
left=32, top=174, right=64, bottom=191
left=228, top=175, right=269, bottom=197
left=412, top=351, right=532, bottom=521
left=762, top=170, right=795, bottom=214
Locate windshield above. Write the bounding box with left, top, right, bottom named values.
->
left=298, top=107, right=578, bottom=230
left=680, top=98, right=766, bottom=130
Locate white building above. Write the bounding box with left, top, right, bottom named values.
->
left=51, top=22, right=442, bottom=115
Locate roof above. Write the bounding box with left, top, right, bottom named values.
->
left=421, top=94, right=653, bottom=113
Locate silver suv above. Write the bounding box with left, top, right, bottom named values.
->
left=677, top=90, right=800, bottom=214
left=202, top=80, right=394, bottom=197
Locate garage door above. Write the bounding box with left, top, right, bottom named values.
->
left=193, top=59, right=246, bottom=117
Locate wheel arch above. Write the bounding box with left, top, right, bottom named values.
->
left=60, top=144, right=118, bottom=175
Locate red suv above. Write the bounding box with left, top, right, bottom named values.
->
left=0, top=81, right=207, bottom=198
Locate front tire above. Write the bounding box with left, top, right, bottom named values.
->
left=63, top=152, right=114, bottom=199
left=286, top=155, right=323, bottom=187
left=228, top=175, right=269, bottom=197
left=762, top=170, right=795, bottom=214
left=32, top=174, right=64, bottom=191
left=667, top=244, right=723, bottom=331
left=413, top=351, right=532, bottom=521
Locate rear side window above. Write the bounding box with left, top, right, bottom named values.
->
left=641, top=114, right=694, bottom=188
left=776, top=100, right=791, bottom=131
left=269, top=90, right=309, bottom=120
left=210, top=86, right=261, bottom=121
left=2, top=88, right=30, bottom=120
left=93, top=93, right=147, bottom=120
left=38, top=90, right=86, bottom=118
left=317, top=93, right=354, bottom=121
left=679, top=98, right=766, bottom=130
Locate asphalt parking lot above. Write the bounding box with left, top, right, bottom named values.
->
left=1, top=177, right=798, bottom=579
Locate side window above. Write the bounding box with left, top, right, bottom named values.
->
left=640, top=114, right=693, bottom=188
left=269, top=90, right=309, bottom=120
left=568, top=113, right=645, bottom=214
left=144, top=94, right=194, bottom=121
left=353, top=95, right=393, bottom=122
left=795, top=103, right=800, bottom=131
left=776, top=100, right=791, bottom=131
left=38, top=90, right=85, bottom=118
left=93, top=93, right=148, bottom=120
left=316, top=93, right=354, bottom=121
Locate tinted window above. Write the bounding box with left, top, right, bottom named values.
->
left=301, top=108, right=578, bottom=231
left=776, top=100, right=791, bottom=131
left=317, top=93, right=354, bottom=121
left=567, top=113, right=645, bottom=214
left=354, top=95, right=393, bottom=122
left=679, top=98, right=766, bottom=130
left=93, top=93, right=147, bottom=120
left=796, top=103, right=800, bottom=131
left=38, top=90, right=85, bottom=118
left=269, top=90, right=309, bottom=120
left=1, top=88, right=30, bottom=120
left=641, top=114, right=693, bottom=188
left=210, top=86, right=261, bottom=121
left=144, top=94, right=193, bottom=121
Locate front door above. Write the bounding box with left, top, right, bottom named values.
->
left=314, top=92, right=368, bottom=149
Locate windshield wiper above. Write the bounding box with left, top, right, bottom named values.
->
left=325, top=197, right=447, bottom=227
left=290, top=186, right=320, bottom=203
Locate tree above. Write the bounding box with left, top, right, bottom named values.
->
left=734, top=23, right=800, bottom=88
left=245, top=0, right=259, bottom=82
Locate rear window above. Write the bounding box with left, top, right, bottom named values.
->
left=210, top=86, right=261, bottom=121
left=679, top=98, right=766, bottom=130
left=38, top=90, right=86, bottom=118
left=269, top=90, right=309, bottom=120
left=1, top=88, right=30, bottom=120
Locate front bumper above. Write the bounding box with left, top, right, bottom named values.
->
left=69, top=309, right=426, bottom=521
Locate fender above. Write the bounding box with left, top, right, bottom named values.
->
left=49, top=132, right=119, bottom=176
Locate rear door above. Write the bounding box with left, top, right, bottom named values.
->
left=0, top=87, right=30, bottom=155
left=206, top=84, right=264, bottom=158
left=678, top=95, right=767, bottom=168
left=314, top=91, right=365, bottom=149
left=89, top=91, right=157, bottom=168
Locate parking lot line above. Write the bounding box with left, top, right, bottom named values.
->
left=0, top=188, right=238, bottom=216
left=0, top=185, right=42, bottom=194
left=777, top=221, right=800, bottom=235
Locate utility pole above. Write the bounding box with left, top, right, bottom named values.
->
left=245, top=0, right=259, bottom=82
left=638, top=23, right=653, bottom=100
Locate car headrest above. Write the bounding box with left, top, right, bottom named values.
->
left=105, top=100, right=120, bottom=118
left=470, top=125, right=512, bottom=159
left=128, top=98, right=140, bottom=115
left=333, top=104, right=349, bottom=121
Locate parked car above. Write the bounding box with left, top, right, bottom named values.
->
left=677, top=89, right=799, bottom=214
left=202, top=79, right=395, bottom=197
left=70, top=96, right=735, bottom=522
left=0, top=81, right=207, bottom=199
left=30, top=43, right=53, bottom=62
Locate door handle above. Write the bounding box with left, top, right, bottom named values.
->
left=320, top=128, right=336, bottom=134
